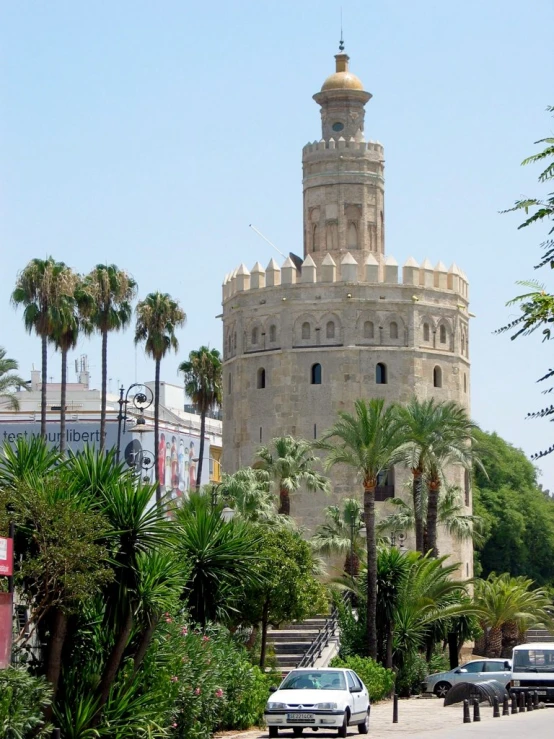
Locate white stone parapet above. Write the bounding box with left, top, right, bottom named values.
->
left=302, top=137, right=384, bottom=159
left=222, top=253, right=469, bottom=301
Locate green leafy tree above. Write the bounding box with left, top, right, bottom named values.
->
left=135, top=292, right=186, bottom=505
left=317, top=399, right=403, bottom=660
left=78, top=264, right=137, bottom=451
left=12, top=257, right=73, bottom=437
left=237, top=526, right=328, bottom=668
left=311, top=498, right=365, bottom=577
left=0, top=347, right=28, bottom=410
left=497, top=106, right=554, bottom=458
left=256, top=435, right=329, bottom=516
left=179, top=346, right=222, bottom=489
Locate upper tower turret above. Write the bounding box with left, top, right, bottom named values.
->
left=303, top=50, right=385, bottom=276
left=314, top=53, right=372, bottom=140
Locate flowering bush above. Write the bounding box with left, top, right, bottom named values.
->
left=164, top=621, right=277, bottom=738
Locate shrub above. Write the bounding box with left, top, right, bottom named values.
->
left=0, top=667, right=52, bottom=738
left=329, top=655, right=394, bottom=702
left=428, top=647, right=450, bottom=675
left=395, top=653, right=428, bottom=697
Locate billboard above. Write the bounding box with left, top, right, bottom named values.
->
left=0, top=421, right=131, bottom=455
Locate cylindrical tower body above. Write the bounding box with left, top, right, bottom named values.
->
left=221, top=53, right=473, bottom=578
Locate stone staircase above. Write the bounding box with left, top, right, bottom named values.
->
left=525, top=628, right=554, bottom=643
left=267, top=616, right=339, bottom=674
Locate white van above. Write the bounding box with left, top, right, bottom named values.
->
left=511, top=642, right=554, bottom=703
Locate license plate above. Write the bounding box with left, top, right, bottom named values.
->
left=287, top=713, right=315, bottom=722
left=537, top=691, right=547, bottom=696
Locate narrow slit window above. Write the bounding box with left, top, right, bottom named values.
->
left=228, top=373, right=232, bottom=394
left=311, top=363, right=322, bottom=385
left=439, top=325, right=447, bottom=344
left=257, top=368, right=266, bottom=389
left=313, top=423, right=317, bottom=439
left=390, top=321, right=398, bottom=340
left=433, top=366, right=442, bottom=388
left=423, top=323, right=430, bottom=342
left=376, top=363, right=387, bottom=385
left=464, top=470, right=471, bottom=507
left=252, top=327, right=258, bottom=345
left=326, top=321, right=335, bottom=339
left=464, top=373, right=467, bottom=393
left=364, top=320, right=374, bottom=339
left=260, top=427, right=263, bottom=443
left=302, top=322, right=311, bottom=340
left=269, top=325, right=277, bottom=343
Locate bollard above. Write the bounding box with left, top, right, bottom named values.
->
left=493, top=695, right=500, bottom=718
left=529, top=692, right=535, bottom=711
left=534, top=691, right=539, bottom=707
left=511, top=692, right=518, bottom=714
left=392, top=693, right=398, bottom=724
left=463, top=699, right=471, bottom=724
left=473, top=697, right=481, bottom=722
left=503, top=695, right=509, bottom=716
left=519, top=691, right=526, bottom=712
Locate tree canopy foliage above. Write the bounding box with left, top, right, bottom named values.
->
left=473, top=428, right=554, bottom=585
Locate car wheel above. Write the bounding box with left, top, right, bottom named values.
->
left=434, top=681, right=452, bottom=699
left=268, top=727, right=278, bottom=738
left=337, top=710, right=349, bottom=738
left=293, top=730, right=304, bottom=737
left=358, top=708, right=369, bottom=734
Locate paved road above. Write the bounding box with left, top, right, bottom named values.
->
left=217, top=699, right=554, bottom=739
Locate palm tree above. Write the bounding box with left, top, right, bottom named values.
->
left=312, top=498, right=365, bottom=577
left=50, top=272, right=80, bottom=455
left=135, top=292, right=186, bottom=506
left=474, top=573, right=554, bottom=658
left=79, top=265, right=137, bottom=451
left=179, top=346, right=222, bottom=489
left=256, top=435, right=329, bottom=516
left=0, top=347, right=28, bottom=409
left=12, top=257, right=70, bottom=437
left=221, top=467, right=279, bottom=524
left=317, top=399, right=403, bottom=660
left=377, top=484, right=485, bottom=550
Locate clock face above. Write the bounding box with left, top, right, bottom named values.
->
left=332, top=122, right=344, bottom=132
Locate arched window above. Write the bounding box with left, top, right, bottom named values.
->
left=390, top=322, right=398, bottom=340
left=364, top=320, right=374, bottom=339
left=326, top=321, right=335, bottom=339
left=439, top=325, right=447, bottom=344
left=311, top=363, right=322, bottom=385
left=464, top=373, right=467, bottom=393
left=433, top=366, right=442, bottom=388
left=257, top=368, right=266, bottom=389
left=251, top=327, right=258, bottom=345
left=228, top=373, right=232, bottom=394
left=312, top=224, right=319, bottom=252
left=347, top=222, right=358, bottom=249
left=269, top=325, right=277, bottom=343
left=423, top=323, right=430, bottom=342
left=302, top=322, right=311, bottom=340
left=376, top=363, right=387, bottom=385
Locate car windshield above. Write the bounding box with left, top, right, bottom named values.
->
left=514, top=649, right=554, bottom=671
left=280, top=671, right=346, bottom=691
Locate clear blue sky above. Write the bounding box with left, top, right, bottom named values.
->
left=1, top=1, right=553, bottom=483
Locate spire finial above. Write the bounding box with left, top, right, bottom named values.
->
left=339, top=7, right=345, bottom=52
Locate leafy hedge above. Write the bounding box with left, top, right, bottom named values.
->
left=329, top=655, right=394, bottom=702
left=0, top=667, right=52, bottom=738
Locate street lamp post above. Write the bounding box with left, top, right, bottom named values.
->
left=116, top=383, right=153, bottom=463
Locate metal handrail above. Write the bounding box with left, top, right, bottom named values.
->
left=296, top=592, right=350, bottom=668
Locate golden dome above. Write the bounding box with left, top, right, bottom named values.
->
left=321, top=71, right=364, bottom=91
left=321, top=53, right=364, bottom=92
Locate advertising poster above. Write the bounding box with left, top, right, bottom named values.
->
left=0, top=422, right=131, bottom=456
left=0, top=537, right=13, bottom=577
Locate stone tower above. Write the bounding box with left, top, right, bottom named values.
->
left=221, top=51, right=472, bottom=578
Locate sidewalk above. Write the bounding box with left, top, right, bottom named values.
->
left=216, top=696, right=554, bottom=739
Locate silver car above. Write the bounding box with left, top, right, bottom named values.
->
left=422, top=658, right=512, bottom=698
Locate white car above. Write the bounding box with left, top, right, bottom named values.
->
left=264, top=667, right=370, bottom=737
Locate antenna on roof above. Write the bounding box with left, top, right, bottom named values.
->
left=339, top=7, right=345, bottom=51
left=249, top=224, right=286, bottom=259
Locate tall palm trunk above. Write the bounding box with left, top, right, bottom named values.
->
left=45, top=607, right=67, bottom=698
left=100, top=327, right=108, bottom=452
left=426, top=478, right=440, bottom=557
left=485, top=625, right=503, bottom=658
left=196, top=406, right=206, bottom=490
left=132, top=617, right=159, bottom=676
left=278, top=487, right=291, bottom=515
left=259, top=597, right=270, bottom=669
left=154, top=359, right=161, bottom=507
left=364, top=484, right=378, bottom=660
left=345, top=551, right=360, bottom=578
left=412, top=470, right=424, bottom=553
left=41, top=334, right=48, bottom=438
left=59, top=347, right=68, bottom=455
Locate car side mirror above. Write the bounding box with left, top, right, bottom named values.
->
left=349, top=686, right=360, bottom=693
left=454, top=668, right=466, bottom=674
left=504, top=662, right=511, bottom=670
left=269, top=686, right=278, bottom=694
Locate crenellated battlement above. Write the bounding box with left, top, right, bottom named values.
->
left=302, top=136, right=384, bottom=160
left=222, top=253, right=468, bottom=302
